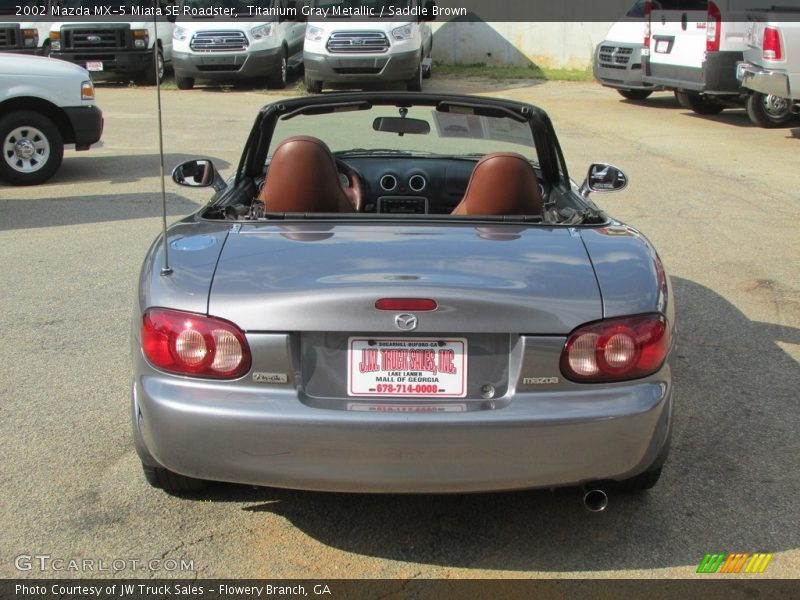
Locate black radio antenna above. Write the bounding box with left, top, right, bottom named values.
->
left=154, top=7, right=172, bottom=276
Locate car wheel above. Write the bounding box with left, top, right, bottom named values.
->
left=422, top=50, right=432, bottom=80
left=141, top=48, right=165, bottom=85
left=676, top=91, right=725, bottom=115
left=305, top=74, right=323, bottom=94
left=142, top=463, right=208, bottom=493
left=175, top=75, right=195, bottom=90
left=746, top=92, right=795, bottom=128
left=615, top=466, right=663, bottom=492
left=268, top=48, right=288, bottom=89
left=406, top=61, right=423, bottom=92
left=617, top=89, right=652, bottom=101
left=0, top=110, right=64, bottom=186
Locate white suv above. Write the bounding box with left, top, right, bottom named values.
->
left=0, top=54, right=103, bottom=185
left=302, top=0, right=435, bottom=93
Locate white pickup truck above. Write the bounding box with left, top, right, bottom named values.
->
left=0, top=53, right=103, bottom=185
left=737, top=9, right=800, bottom=127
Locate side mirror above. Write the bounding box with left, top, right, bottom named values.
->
left=172, top=159, right=227, bottom=192
left=423, top=0, right=437, bottom=21
left=579, top=163, right=628, bottom=197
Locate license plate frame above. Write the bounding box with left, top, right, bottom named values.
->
left=347, top=337, right=467, bottom=398
left=86, top=61, right=103, bottom=72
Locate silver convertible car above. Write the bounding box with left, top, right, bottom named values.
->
left=132, top=92, right=674, bottom=507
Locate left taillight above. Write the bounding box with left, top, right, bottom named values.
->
left=706, top=1, right=722, bottom=52
left=142, top=308, right=251, bottom=379
left=560, top=314, right=670, bottom=383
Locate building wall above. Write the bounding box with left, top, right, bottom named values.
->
left=431, top=22, right=620, bottom=70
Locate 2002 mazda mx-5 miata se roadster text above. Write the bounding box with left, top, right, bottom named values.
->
left=131, top=92, right=674, bottom=506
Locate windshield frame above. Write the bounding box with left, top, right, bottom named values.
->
left=238, top=92, right=569, bottom=189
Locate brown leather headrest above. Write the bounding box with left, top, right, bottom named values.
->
left=451, top=152, right=543, bottom=216
left=259, top=135, right=355, bottom=213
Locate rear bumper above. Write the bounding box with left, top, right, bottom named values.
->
left=50, top=50, right=152, bottom=75
left=63, top=106, right=103, bottom=150
left=737, top=62, right=792, bottom=99
left=304, top=48, right=420, bottom=83
left=593, top=42, right=659, bottom=91
left=172, top=47, right=282, bottom=80
left=132, top=363, right=673, bottom=493
left=643, top=50, right=742, bottom=94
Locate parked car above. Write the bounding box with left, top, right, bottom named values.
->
left=48, top=2, right=174, bottom=85
left=132, top=92, right=675, bottom=506
left=593, top=0, right=663, bottom=100
left=0, top=1, right=55, bottom=56
left=642, top=0, right=777, bottom=114
left=171, top=0, right=306, bottom=90
left=302, top=0, right=435, bottom=93
left=0, top=53, right=103, bottom=185
left=737, top=9, right=800, bottom=127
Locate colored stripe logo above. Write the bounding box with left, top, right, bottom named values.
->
left=696, top=553, right=773, bottom=574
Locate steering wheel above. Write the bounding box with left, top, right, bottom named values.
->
left=335, top=159, right=364, bottom=212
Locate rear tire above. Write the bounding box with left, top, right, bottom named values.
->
left=617, top=89, right=653, bottom=101
left=176, top=75, right=195, bottom=90
left=0, top=110, right=64, bottom=186
left=676, top=91, right=725, bottom=115
left=305, top=74, right=323, bottom=94
left=406, top=61, right=423, bottom=92
left=746, top=92, right=795, bottom=128
left=267, top=48, right=288, bottom=89
left=141, top=48, right=164, bottom=85
left=142, top=463, right=208, bottom=493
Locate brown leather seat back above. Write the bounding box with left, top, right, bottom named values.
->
left=259, top=135, right=355, bottom=213
left=451, top=152, right=543, bottom=216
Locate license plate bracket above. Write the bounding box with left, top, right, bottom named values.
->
left=347, top=337, right=467, bottom=398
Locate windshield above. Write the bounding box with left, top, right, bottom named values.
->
left=269, top=105, right=538, bottom=163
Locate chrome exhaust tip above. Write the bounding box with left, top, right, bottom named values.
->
left=582, top=488, right=609, bottom=512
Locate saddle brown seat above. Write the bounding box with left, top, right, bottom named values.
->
left=259, top=135, right=356, bottom=213
left=451, top=152, right=543, bottom=216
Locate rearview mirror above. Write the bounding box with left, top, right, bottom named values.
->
left=172, top=159, right=227, bottom=192
left=579, top=163, right=628, bottom=197
left=372, top=117, right=430, bottom=135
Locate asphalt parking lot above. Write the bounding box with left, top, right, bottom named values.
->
left=1, top=75, right=798, bottom=580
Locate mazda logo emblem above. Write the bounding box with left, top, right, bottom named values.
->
left=394, top=313, right=418, bottom=331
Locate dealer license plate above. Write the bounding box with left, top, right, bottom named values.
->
left=86, top=61, right=103, bottom=72
left=655, top=40, right=670, bottom=54
left=347, top=337, right=467, bottom=398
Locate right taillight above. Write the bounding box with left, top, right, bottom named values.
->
left=560, top=314, right=670, bottom=383
left=644, top=0, right=652, bottom=49
left=142, top=308, right=251, bottom=379
left=763, top=27, right=783, bottom=60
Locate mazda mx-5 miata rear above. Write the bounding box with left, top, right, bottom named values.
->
left=131, top=92, right=674, bottom=503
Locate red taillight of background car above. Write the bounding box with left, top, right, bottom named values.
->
left=643, top=0, right=652, bottom=49
left=706, top=1, right=722, bottom=52
left=762, top=27, right=783, bottom=60
left=560, top=314, right=670, bottom=382
left=142, top=309, right=251, bottom=379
